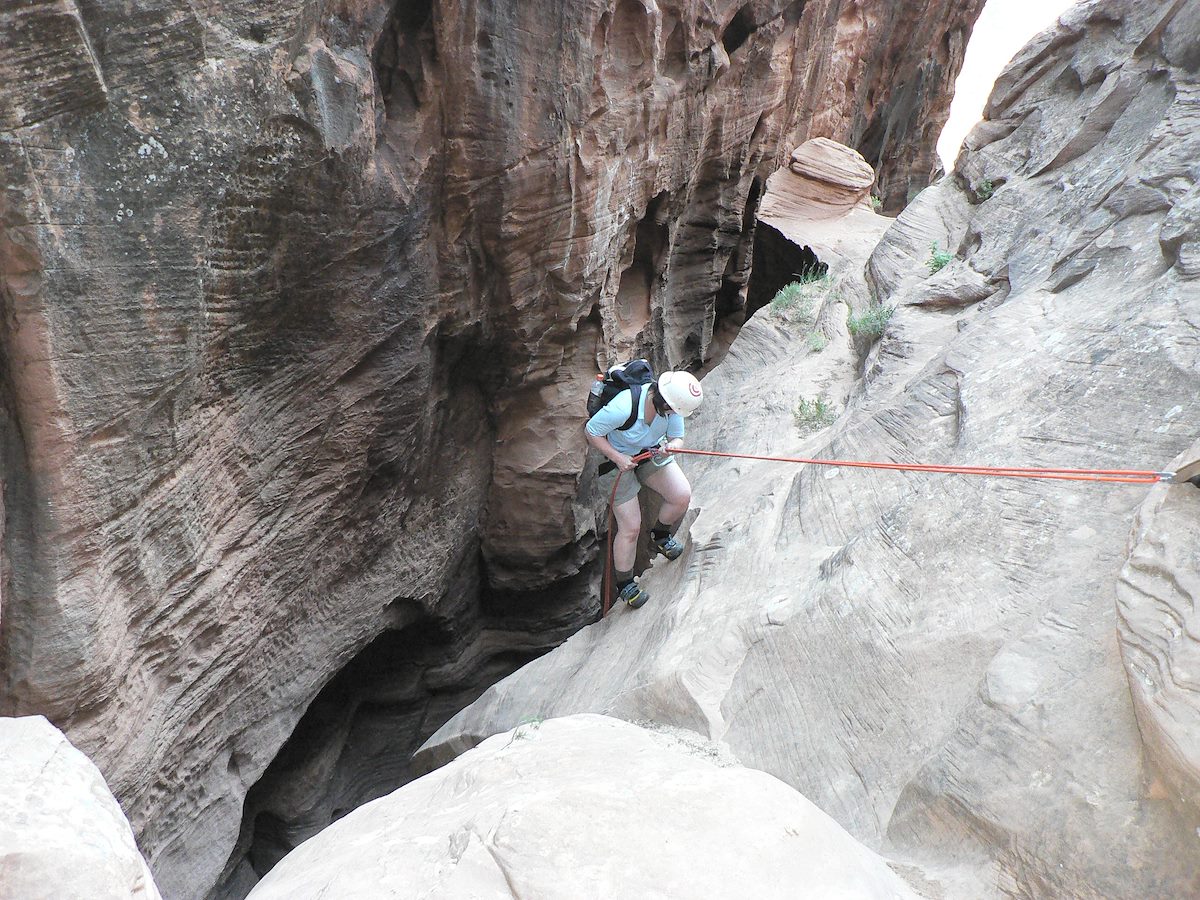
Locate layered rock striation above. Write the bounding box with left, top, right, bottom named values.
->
left=1117, top=440, right=1200, bottom=833
left=421, top=2, right=1200, bottom=897
left=748, top=136, right=892, bottom=317
left=0, top=1, right=981, bottom=896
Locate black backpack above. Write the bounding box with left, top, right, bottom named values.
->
left=586, top=358, right=655, bottom=430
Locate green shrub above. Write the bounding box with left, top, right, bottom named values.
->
left=846, top=304, right=894, bottom=338
left=927, top=242, right=954, bottom=274
left=870, top=195, right=883, bottom=212
left=770, top=273, right=831, bottom=326
left=793, top=396, right=837, bottom=434
left=806, top=332, right=827, bottom=352
left=975, top=179, right=994, bottom=201
left=770, top=281, right=811, bottom=312
left=505, top=715, right=545, bottom=747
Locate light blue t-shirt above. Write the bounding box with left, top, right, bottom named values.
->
left=586, top=387, right=684, bottom=456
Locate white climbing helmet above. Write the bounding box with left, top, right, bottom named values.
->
left=657, top=370, right=703, bottom=417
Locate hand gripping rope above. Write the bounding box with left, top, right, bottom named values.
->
left=599, top=448, right=1181, bottom=616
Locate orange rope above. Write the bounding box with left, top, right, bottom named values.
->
left=667, top=448, right=1170, bottom=484
left=599, top=447, right=1170, bottom=616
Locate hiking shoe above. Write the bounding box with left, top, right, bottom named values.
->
left=617, top=580, right=649, bottom=609
left=650, top=533, right=684, bottom=560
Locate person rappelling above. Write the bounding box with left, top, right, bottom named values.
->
left=584, top=361, right=704, bottom=609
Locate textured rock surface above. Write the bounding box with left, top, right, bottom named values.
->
left=0, top=716, right=161, bottom=900
left=0, top=2, right=981, bottom=896
left=248, top=714, right=921, bottom=900
left=1117, top=440, right=1200, bottom=831
left=761, top=137, right=877, bottom=221
left=421, top=2, right=1200, bottom=897
left=795, top=0, right=985, bottom=211
left=750, top=137, right=891, bottom=315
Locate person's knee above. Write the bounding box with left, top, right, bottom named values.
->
left=615, top=526, right=639, bottom=549
left=665, top=480, right=691, bottom=509
left=614, top=501, right=642, bottom=535
left=676, top=481, right=692, bottom=507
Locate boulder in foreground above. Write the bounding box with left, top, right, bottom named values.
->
left=0, top=716, right=160, bottom=900
left=249, top=714, right=920, bottom=900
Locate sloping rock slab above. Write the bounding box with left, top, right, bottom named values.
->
left=247, top=714, right=919, bottom=900
left=0, top=716, right=161, bottom=900
left=1117, top=440, right=1200, bottom=826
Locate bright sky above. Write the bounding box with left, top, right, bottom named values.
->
left=938, top=0, right=1081, bottom=170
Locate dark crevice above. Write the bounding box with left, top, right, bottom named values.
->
left=704, top=178, right=764, bottom=373
left=722, top=5, right=755, bottom=56
left=664, top=15, right=688, bottom=81
left=0, top=281, right=50, bottom=717
left=372, top=0, right=436, bottom=121
left=745, top=222, right=826, bottom=321
left=210, top=591, right=552, bottom=899
left=208, top=317, right=526, bottom=898
left=615, top=192, right=671, bottom=337
left=783, top=0, right=807, bottom=26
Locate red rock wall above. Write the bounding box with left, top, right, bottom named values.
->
left=794, top=0, right=984, bottom=211
left=0, top=1, right=981, bottom=896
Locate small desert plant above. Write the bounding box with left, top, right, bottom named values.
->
left=927, top=242, right=954, bottom=274
left=770, top=272, right=831, bottom=327
left=870, top=195, right=883, bottom=212
left=846, top=304, right=894, bottom=338
left=793, top=396, right=837, bottom=434
left=975, top=178, right=994, bottom=201
left=806, top=332, right=828, bottom=352
left=505, top=715, right=545, bottom=747
left=770, top=281, right=812, bottom=312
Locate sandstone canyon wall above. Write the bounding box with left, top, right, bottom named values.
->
left=421, top=2, right=1200, bottom=897
left=0, top=1, right=981, bottom=896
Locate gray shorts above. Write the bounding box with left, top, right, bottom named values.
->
left=598, top=454, right=679, bottom=506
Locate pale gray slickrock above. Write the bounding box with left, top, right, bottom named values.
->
left=248, top=714, right=921, bottom=900
left=901, top=262, right=997, bottom=310
left=0, top=716, right=162, bottom=900
left=423, top=2, right=1200, bottom=897
left=0, top=0, right=983, bottom=896
left=865, top=179, right=973, bottom=307
left=1116, top=439, right=1200, bottom=829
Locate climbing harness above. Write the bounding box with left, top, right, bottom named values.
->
left=599, top=447, right=1185, bottom=616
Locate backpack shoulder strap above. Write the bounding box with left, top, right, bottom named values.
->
left=618, top=384, right=643, bottom=431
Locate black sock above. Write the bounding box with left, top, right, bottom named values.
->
left=616, top=570, right=634, bottom=589
left=651, top=522, right=671, bottom=540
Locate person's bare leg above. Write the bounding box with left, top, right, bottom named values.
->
left=612, top=494, right=642, bottom=573
left=642, top=461, right=692, bottom=527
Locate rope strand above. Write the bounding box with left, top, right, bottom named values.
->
left=600, top=447, right=1169, bottom=616
left=667, top=447, right=1169, bottom=484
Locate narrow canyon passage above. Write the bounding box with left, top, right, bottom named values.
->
left=213, top=610, right=551, bottom=896
left=1, top=1, right=1005, bottom=897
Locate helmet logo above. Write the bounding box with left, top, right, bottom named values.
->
left=689, top=383, right=701, bottom=397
